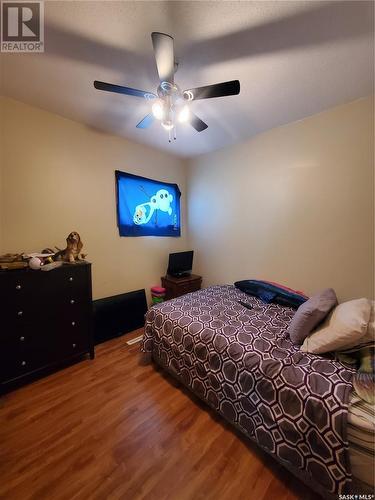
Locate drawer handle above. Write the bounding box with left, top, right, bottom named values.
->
left=71, top=321, right=76, bottom=326
left=70, top=299, right=75, bottom=304
left=21, top=361, right=26, bottom=366
left=20, top=336, right=25, bottom=342
left=72, top=343, right=76, bottom=348
left=17, top=311, right=23, bottom=316
left=69, top=277, right=74, bottom=282
left=16, top=284, right=22, bottom=290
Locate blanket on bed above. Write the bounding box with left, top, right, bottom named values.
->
left=141, top=285, right=355, bottom=495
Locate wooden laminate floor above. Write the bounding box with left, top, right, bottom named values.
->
left=0, top=329, right=319, bottom=500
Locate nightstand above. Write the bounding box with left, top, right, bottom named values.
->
left=161, top=274, right=202, bottom=300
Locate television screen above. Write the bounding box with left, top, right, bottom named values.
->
left=115, top=170, right=181, bottom=237
left=167, top=251, right=194, bottom=277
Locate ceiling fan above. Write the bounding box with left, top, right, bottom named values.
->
left=93, top=32, right=240, bottom=142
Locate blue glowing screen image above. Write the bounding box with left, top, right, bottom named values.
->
left=115, top=170, right=181, bottom=237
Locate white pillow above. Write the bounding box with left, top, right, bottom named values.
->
left=300, top=298, right=371, bottom=354
left=360, top=300, right=375, bottom=344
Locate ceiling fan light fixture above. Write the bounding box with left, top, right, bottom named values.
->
left=178, top=105, right=190, bottom=123
left=152, top=100, right=164, bottom=120
left=161, top=120, right=174, bottom=131
left=93, top=32, right=241, bottom=140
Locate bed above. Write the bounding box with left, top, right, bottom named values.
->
left=141, top=285, right=374, bottom=498
left=348, top=392, right=375, bottom=487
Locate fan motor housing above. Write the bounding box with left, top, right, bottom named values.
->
left=157, top=81, right=181, bottom=98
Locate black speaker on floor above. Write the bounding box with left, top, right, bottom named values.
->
left=93, top=289, right=147, bottom=344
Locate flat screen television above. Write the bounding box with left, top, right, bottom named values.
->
left=167, top=251, right=194, bottom=278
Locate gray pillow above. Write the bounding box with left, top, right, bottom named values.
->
left=287, top=288, right=338, bottom=344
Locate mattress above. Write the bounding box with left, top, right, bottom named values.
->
left=348, top=391, right=375, bottom=486
left=142, top=285, right=356, bottom=497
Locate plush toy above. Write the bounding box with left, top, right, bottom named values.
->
left=29, top=256, right=44, bottom=270
left=55, top=232, right=84, bottom=263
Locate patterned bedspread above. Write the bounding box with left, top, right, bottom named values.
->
left=141, top=285, right=354, bottom=495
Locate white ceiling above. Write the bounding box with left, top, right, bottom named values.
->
left=1, top=1, right=374, bottom=158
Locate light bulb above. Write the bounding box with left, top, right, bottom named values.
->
left=161, top=120, right=174, bottom=131
left=152, top=101, right=164, bottom=120
left=178, top=105, right=190, bottom=123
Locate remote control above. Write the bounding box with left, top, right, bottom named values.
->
left=238, top=300, right=253, bottom=310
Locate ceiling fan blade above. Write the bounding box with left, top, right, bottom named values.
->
left=136, top=114, right=155, bottom=129
left=151, top=32, right=175, bottom=83
left=184, top=80, right=240, bottom=101
left=189, top=112, right=208, bottom=132
left=94, top=80, right=156, bottom=100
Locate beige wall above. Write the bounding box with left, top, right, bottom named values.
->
left=187, top=97, right=374, bottom=301
left=0, top=97, right=3, bottom=252
left=0, top=97, right=188, bottom=300
left=1, top=96, right=373, bottom=303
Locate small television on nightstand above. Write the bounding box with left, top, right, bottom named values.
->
left=167, top=251, right=194, bottom=278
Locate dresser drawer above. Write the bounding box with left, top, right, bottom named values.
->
left=0, top=329, right=56, bottom=356
left=0, top=271, right=42, bottom=306
left=0, top=357, right=40, bottom=382
left=57, top=311, right=90, bottom=333
left=0, top=334, right=53, bottom=381
left=2, top=304, right=40, bottom=333
left=57, top=333, right=90, bottom=359
left=0, top=324, right=38, bottom=344
left=173, top=282, right=201, bottom=298
left=52, top=295, right=91, bottom=319
left=53, top=265, right=89, bottom=293
left=161, top=275, right=202, bottom=300
left=179, top=283, right=201, bottom=295
left=54, top=312, right=90, bottom=351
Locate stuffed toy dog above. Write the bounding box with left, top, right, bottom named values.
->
left=55, top=232, right=84, bottom=263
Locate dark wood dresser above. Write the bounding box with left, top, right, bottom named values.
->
left=0, top=262, right=94, bottom=392
left=161, top=274, right=202, bottom=300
